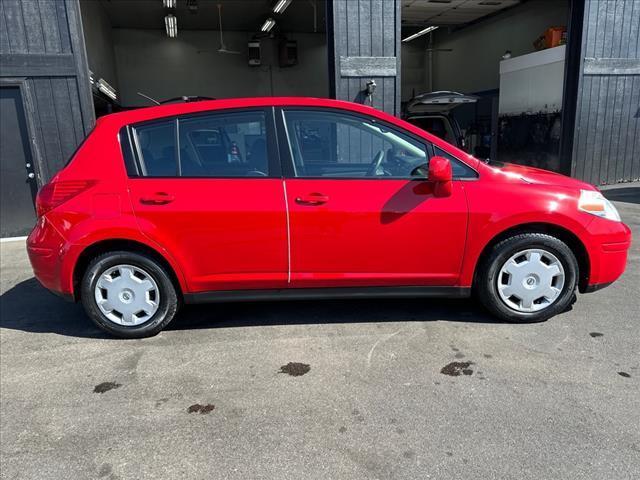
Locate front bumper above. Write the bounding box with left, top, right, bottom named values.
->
left=583, top=217, right=632, bottom=291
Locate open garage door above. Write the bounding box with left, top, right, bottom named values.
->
left=79, top=0, right=329, bottom=116
left=400, top=0, right=572, bottom=173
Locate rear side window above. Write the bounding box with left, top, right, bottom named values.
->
left=130, top=110, right=269, bottom=178
left=133, top=120, right=178, bottom=176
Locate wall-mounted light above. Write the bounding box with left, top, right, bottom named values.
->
left=402, top=25, right=438, bottom=43
left=261, top=17, right=276, bottom=32
left=97, top=78, right=117, bottom=100
left=273, top=0, right=292, bottom=14
left=163, top=0, right=176, bottom=8
left=165, top=14, right=177, bottom=37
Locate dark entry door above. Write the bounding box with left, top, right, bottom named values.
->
left=0, top=87, right=37, bottom=237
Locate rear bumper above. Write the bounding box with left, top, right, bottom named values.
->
left=583, top=218, right=632, bottom=291
left=26, top=217, right=71, bottom=298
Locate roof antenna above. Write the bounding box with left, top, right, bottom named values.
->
left=137, top=91, right=160, bottom=105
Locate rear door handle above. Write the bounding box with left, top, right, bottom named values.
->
left=139, top=192, right=175, bottom=205
left=295, top=193, right=329, bottom=206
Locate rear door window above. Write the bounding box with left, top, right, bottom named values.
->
left=178, top=111, right=269, bottom=177
left=131, top=111, right=270, bottom=178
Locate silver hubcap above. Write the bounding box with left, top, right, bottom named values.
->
left=497, top=249, right=565, bottom=313
left=94, top=264, right=160, bottom=326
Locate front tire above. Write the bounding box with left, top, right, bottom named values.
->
left=81, top=251, right=179, bottom=338
left=476, top=233, right=578, bottom=323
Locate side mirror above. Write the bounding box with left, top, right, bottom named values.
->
left=428, top=156, right=453, bottom=197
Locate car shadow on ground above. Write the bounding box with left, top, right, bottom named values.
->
left=602, top=187, right=640, bottom=205
left=0, top=278, right=500, bottom=339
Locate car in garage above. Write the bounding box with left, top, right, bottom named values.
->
left=403, top=91, right=478, bottom=151
left=27, top=97, right=631, bottom=338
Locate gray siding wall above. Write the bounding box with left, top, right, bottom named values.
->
left=572, top=0, right=640, bottom=184
left=0, top=0, right=94, bottom=184
left=329, top=0, right=401, bottom=116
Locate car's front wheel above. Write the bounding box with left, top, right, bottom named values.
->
left=81, top=251, right=179, bottom=338
left=476, top=233, right=579, bottom=323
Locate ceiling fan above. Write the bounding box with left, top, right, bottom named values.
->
left=217, top=3, right=241, bottom=55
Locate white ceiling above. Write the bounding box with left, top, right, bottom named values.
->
left=402, top=0, right=521, bottom=27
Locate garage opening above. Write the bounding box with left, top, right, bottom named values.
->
left=79, top=0, right=328, bottom=116
left=401, top=0, right=572, bottom=173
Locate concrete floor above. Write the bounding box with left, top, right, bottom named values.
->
left=1, top=185, right=639, bottom=480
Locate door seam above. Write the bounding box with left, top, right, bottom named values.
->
left=282, top=179, right=292, bottom=284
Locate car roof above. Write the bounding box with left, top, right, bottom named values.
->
left=98, top=97, right=390, bottom=129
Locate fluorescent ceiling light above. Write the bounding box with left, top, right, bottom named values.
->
left=97, top=78, right=117, bottom=100
left=165, top=14, right=177, bottom=37
left=402, top=25, right=439, bottom=43
left=163, top=0, right=176, bottom=8
left=273, top=0, right=292, bottom=14
left=261, top=18, right=276, bottom=32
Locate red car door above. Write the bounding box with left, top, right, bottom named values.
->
left=279, top=108, right=471, bottom=288
left=126, top=108, right=288, bottom=292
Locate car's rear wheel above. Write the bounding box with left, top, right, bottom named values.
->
left=81, top=251, right=179, bottom=338
left=476, top=233, right=578, bottom=323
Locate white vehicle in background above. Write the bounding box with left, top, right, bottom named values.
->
left=403, top=91, right=478, bottom=151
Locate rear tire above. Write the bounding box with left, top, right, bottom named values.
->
left=475, top=233, right=578, bottom=323
left=81, top=251, right=179, bottom=338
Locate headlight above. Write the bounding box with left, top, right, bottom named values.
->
left=578, top=189, right=621, bottom=222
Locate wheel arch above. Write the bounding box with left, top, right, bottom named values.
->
left=72, top=238, right=186, bottom=301
left=471, top=222, right=591, bottom=293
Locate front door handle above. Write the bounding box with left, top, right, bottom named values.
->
left=140, top=192, right=175, bottom=205
left=295, top=193, right=329, bottom=206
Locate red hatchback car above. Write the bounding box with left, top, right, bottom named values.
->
left=27, top=97, right=631, bottom=338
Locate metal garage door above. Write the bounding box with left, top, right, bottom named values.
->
left=0, top=86, right=37, bottom=237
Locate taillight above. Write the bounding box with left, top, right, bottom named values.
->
left=35, top=180, right=95, bottom=217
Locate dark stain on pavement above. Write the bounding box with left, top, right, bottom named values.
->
left=187, top=403, right=215, bottom=414
left=403, top=450, right=415, bottom=460
left=93, top=382, right=121, bottom=393
left=483, top=354, right=493, bottom=359
left=97, top=463, right=112, bottom=477
left=589, top=332, right=604, bottom=338
left=279, top=362, right=310, bottom=376
left=352, top=408, right=365, bottom=423
left=441, top=362, right=474, bottom=376
left=454, top=352, right=465, bottom=359
left=618, top=371, right=631, bottom=378
left=338, top=426, right=347, bottom=433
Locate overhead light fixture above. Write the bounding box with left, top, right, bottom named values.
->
left=165, top=14, right=177, bottom=37
left=273, top=0, right=292, bottom=14
left=97, top=78, right=117, bottom=100
left=402, top=25, right=438, bottom=43
left=261, top=17, right=276, bottom=32
left=162, top=0, right=176, bottom=8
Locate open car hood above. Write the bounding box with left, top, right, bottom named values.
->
left=406, top=91, right=479, bottom=114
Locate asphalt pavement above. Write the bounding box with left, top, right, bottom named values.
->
left=1, top=184, right=638, bottom=480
